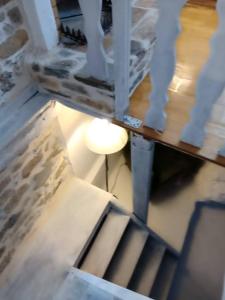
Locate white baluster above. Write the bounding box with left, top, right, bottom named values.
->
left=21, top=0, right=58, bottom=51
left=112, top=0, right=132, bottom=121
left=145, top=0, right=187, bottom=132
left=78, top=0, right=108, bottom=81
left=181, top=0, right=225, bottom=147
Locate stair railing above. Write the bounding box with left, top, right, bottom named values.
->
left=145, top=0, right=225, bottom=153
left=21, top=0, right=132, bottom=120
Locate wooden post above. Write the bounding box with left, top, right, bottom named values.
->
left=131, top=133, right=155, bottom=223
left=78, top=0, right=109, bottom=81
left=21, top=0, right=58, bottom=51
left=145, top=0, right=187, bottom=131
left=112, top=0, right=132, bottom=121
left=181, top=0, right=225, bottom=147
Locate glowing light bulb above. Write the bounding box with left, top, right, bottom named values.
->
left=85, top=118, right=128, bottom=155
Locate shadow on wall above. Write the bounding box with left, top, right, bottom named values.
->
left=116, top=141, right=204, bottom=202
left=152, top=144, right=205, bottom=201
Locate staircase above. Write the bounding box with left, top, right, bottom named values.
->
left=55, top=268, right=152, bottom=300
left=75, top=204, right=178, bottom=300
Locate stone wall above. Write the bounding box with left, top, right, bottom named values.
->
left=0, top=102, right=73, bottom=275
left=26, top=1, right=158, bottom=118
left=0, top=0, right=32, bottom=108
left=29, top=47, right=115, bottom=117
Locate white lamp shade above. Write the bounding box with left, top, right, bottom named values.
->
left=85, top=118, right=128, bottom=155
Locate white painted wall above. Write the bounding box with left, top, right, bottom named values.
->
left=55, top=103, right=104, bottom=183
left=55, top=102, right=127, bottom=195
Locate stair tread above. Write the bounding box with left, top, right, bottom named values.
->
left=129, top=239, right=166, bottom=296
left=80, top=210, right=130, bottom=278
left=150, top=252, right=178, bottom=300
left=56, top=268, right=154, bottom=300
left=105, top=222, right=148, bottom=288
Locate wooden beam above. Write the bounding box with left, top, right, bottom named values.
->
left=131, top=133, right=155, bottom=223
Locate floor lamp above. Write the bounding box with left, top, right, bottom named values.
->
left=85, top=118, right=128, bottom=192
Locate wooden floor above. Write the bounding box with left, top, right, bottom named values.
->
left=188, top=0, right=216, bottom=9
left=116, top=4, right=225, bottom=167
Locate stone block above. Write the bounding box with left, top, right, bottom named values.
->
left=0, top=246, right=5, bottom=259
left=55, top=159, right=67, bottom=179
left=31, top=63, right=40, bottom=72
left=0, top=71, right=15, bottom=94
left=62, top=81, right=89, bottom=96
left=37, top=75, right=59, bottom=90
left=7, top=6, right=23, bottom=24
left=4, top=184, right=28, bottom=212
left=33, top=162, right=53, bottom=189
left=3, top=213, right=20, bottom=230
left=44, top=66, right=69, bottom=79
left=74, top=75, right=114, bottom=91
left=0, top=213, right=21, bottom=240
left=0, top=249, right=14, bottom=273
left=0, top=0, right=11, bottom=8
left=0, top=189, right=13, bottom=205
left=22, top=152, right=42, bottom=178
left=75, top=95, right=113, bottom=114
left=47, top=143, right=63, bottom=160
left=0, top=29, right=28, bottom=59
left=4, top=195, right=17, bottom=212
left=0, top=176, right=10, bottom=192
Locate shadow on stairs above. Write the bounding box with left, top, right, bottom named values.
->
left=74, top=203, right=179, bottom=300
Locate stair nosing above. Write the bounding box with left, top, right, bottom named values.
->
left=74, top=203, right=112, bottom=268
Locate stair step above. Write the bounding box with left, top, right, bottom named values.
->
left=80, top=209, right=130, bottom=278
left=56, top=268, right=153, bottom=300
left=104, top=222, right=148, bottom=288
left=150, top=252, right=178, bottom=300
left=128, top=238, right=166, bottom=296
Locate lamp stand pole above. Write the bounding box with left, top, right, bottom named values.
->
left=105, top=154, right=109, bottom=192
